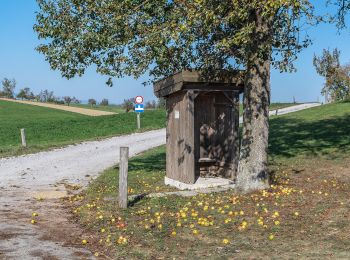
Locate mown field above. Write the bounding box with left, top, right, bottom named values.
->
left=70, top=102, right=350, bottom=259
left=0, top=100, right=166, bottom=157
left=70, top=103, right=125, bottom=114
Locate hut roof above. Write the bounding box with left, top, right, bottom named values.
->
left=153, top=70, right=244, bottom=98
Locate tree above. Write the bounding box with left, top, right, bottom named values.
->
left=34, top=94, right=41, bottom=102
left=34, top=0, right=319, bottom=192
left=157, top=98, right=166, bottom=109
left=28, top=91, right=36, bottom=101
left=63, top=96, right=72, bottom=106
left=145, top=100, right=157, bottom=109
left=38, top=89, right=56, bottom=102
left=1, top=78, right=16, bottom=99
left=88, top=98, right=96, bottom=107
left=328, top=0, right=350, bottom=29
left=72, top=96, right=80, bottom=104
left=326, top=64, right=350, bottom=101
left=313, top=48, right=342, bottom=103
left=100, top=98, right=109, bottom=106
left=122, top=98, right=134, bottom=113
left=17, top=87, right=31, bottom=100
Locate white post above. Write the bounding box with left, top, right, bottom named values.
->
left=137, top=113, right=140, bottom=129
left=20, top=128, right=26, bottom=147
left=119, top=147, right=129, bottom=209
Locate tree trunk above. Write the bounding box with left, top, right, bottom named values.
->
left=236, top=11, right=272, bottom=193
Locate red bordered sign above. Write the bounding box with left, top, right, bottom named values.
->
left=134, top=96, right=144, bottom=104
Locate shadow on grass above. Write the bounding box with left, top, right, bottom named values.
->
left=269, top=113, right=350, bottom=159
left=128, top=149, right=166, bottom=172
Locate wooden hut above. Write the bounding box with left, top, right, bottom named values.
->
left=154, top=70, right=244, bottom=185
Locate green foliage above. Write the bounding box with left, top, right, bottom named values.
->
left=313, top=48, right=340, bottom=78
left=17, top=87, right=31, bottom=100
left=1, top=78, right=16, bottom=98
left=327, top=64, right=350, bottom=101
left=313, top=48, right=350, bottom=101
left=328, top=0, right=350, bottom=28
left=37, top=89, right=57, bottom=102
left=0, top=100, right=166, bottom=157
left=34, top=0, right=317, bottom=83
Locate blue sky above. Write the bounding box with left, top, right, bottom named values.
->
left=0, top=1, right=349, bottom=104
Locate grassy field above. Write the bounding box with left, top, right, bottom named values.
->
left=69, top=102, right=350, bottom=259
left=0, top=100, right=166, bottom=157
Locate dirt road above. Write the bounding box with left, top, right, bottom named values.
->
left=0, top=129, right=166, bottom=259
left=0, top=98, right=116, bottom=116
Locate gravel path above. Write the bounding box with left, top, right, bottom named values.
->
left=0, top=129, right=165, bottom=259
left=0, top=103, right=321, bottom=259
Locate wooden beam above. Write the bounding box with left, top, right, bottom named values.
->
left=119, top=147, right=129, bottom=209
left=20, top=129, right=27, bottom=147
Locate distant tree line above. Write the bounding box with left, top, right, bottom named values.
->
left=0, top=77, right=166, bottom=110
left=0, top=78, right=82, bottom=105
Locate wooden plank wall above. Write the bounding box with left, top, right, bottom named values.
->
left=166, top=91, right=196, bottom=183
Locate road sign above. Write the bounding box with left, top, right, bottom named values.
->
left=135, top=96, right=144, bottom=104
left=135, top=103, right=144, bottom=113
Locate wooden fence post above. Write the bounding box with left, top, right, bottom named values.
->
left=119, top=147, right=129, bottom=208
left=20, top=128, right=27, bottom=147
left=275, top=109, right=278, bottom=116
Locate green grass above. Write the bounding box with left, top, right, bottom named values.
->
left=0, top=100, right=166, bottom=157
left=269, top=102, right=299, bottom=111
left=86, top=146, right=174, bottom=199
left=269, top=101, right=350, bottom=160
left=71, top=101, right=350, bottom=259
